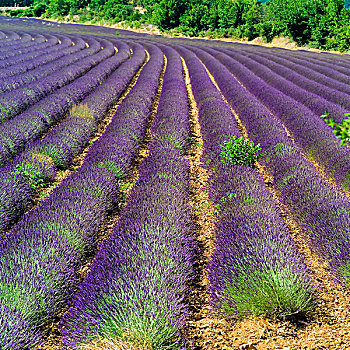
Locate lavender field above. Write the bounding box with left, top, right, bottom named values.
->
left=1, top=16, right=350, bottom=350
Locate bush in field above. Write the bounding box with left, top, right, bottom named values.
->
left=219, top=136, right=262, bottom=168
left=321, top=111, right=350, bottom=145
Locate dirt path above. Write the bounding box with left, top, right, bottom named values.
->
left=182, top=56, right=232, bottom=350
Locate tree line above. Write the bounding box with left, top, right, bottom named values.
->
left=3, top=0, right=350, bottom=52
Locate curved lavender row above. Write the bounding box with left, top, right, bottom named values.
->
left=0, top=38, right=112, bottom=123
left=227, top=45, right=350, bottom=98
left=176, top=44, right=314, bottom=318
left=221, top=47, right=350, bottom=116
left=0, top=33, right=47, bottom=58
left=151, top=44, right=191, bottom=149
left=173, top=45, right=240, bottom=163
left=0, top=41, right=135, bottom=233
left=0, top=40, right=126, bottom=168
left=198, top=46, right=350, bottom=191
left=0, top=36, right=54, bottom=59
left=0, top=31, right=25, bottom=45
left=212, top=47, right=349, bottom=124
left=262, top=47, right=350, bottom=75
left=0, top=35, right=78, bottom=78
left=10, top=32, right=32, bottom=42
left=61, top=45, right=194, bottom=350
left=0, top=31, right=29, bottom=46
left=287, top=50, right=350, bottom=71
left=0, top=43, right=161, bottom=350
left=189, top=46, right=350, bottom=286
left=257, top=48, right=350, bottom=86
left=82, top=43, right=164, bottom=175
left=0, top=34, right=58, bottom=59
left=0, top=37, right=94, bottom=93
left=0, top=32, right=45, bottom=49
left=0, top=31, right=6, bottom=39
left=0, top=30, right=20, bottom=43
left=0, top=34, right=73, bottom=70
left=30, top=40, right=140, bottom=169
left=225, top=41, right=350, bottom=68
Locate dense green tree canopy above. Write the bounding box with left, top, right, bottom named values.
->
left=2, top=0, right=350, bottom=52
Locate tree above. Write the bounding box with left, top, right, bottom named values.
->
left=153, top=0, right=188, bottom=29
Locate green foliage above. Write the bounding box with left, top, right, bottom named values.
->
left=263, top=0, right=348, bottom=49
left=321, top=111, right=350, bottom=145
left=12, top=163, right=45, bottom=193
left=101, top=0, right=132, bottom=21
left=220, top=267, right=315, bottom=318
left=219, top=136, right=262, bottom=168
left=12, top=0, right=350, bottom=52
left=153, top=0, right=188, bottom=30
left=32, top=1, right=47, bottom=16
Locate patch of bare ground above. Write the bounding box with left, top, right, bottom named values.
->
left=181, top=57, right=220, bottom=349
left=79, top=338, right=149, bottom=350
left=37, top=51, right=167, bottom=350
left=198, top=57, right=350, bottom=349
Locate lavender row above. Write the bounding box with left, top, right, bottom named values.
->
left=0, top=35, right=73, bottom=71
left=231, top=42, right=350, bottom=73
left=0, top=166, right=118, bottom=349
left=82, top=43, right=164, bottom=174
left=229, top=46, right=350, bottom=101
left=0, top=36, right=81, bottom=79
left=0, top=40, right=129, bottom=168
left=0, top=37, right=96, bottom=93
left=0, top=30, right=25, bottom=45
left=0, top=41, right=144, bottom=233
left=0, top=33, right=50, bottom=58
left=190, top=46, right=350, bottom=287
left=222, top=46, right=350, bottom=114
left=257, top=47, right=350, bottom=86
left=61, top=45, right=193, bottom=349
left=199, top=46, right=350, bottom=191
left=0, top=35, right=86, bottom=81
left=0, top=34, right=60, bottom=64
left=0, top=43, right=161, bottom=349
left=213, top=47, right=349, bottom=124
left=151, top=44, right=191, bottom=150
left=175, top=45, right=314, bottom=319
left=0, top=34, right=59, bottom=59
left=0, top=38, right=112, bottom=123
left=265, top=47, right=350, bottom=75
left=32, top=41, right=142, bottom=168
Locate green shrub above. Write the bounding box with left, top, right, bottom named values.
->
left=12, top=163, right=45, bottom=193
left=219, top=136, right=262, bottom=168
left=321, top=111, right=350, bottom=145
